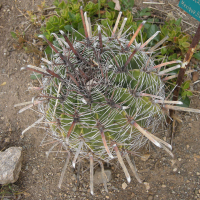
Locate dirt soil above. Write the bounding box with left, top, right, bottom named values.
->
left=0, top=0, right=200, bottom=199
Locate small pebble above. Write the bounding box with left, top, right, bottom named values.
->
left=3, top=49, right=9, bottom=56
left=144, top=182, right=150, bottom=191
left=173, top=168, right=177, bottom=172
left=178, top=158, right=182, bottom=161
left=32, top=168, right=38, bottom=174
left=162, top=185, right=166, bottom=188
left=196, top=172, right=200, bottom=175
left=122, top=182, right=127, bottom=190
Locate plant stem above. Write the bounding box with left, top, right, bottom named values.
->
left=168, top=23, right=200, bottom=123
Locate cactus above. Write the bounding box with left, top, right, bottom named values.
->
left=16, top=9, right=200, bottom=195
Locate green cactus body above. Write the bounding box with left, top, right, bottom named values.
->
left=18, top=10, right=200, bottom=195
left=41, top=32, right=165, bottom=161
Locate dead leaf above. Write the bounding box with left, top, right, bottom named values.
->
left=18, top=36, right=26, bottom=44
left=141, top=153, right=150, bottom=161
left=192, top=71, right=199, bottom=82
left=0, top=82, right=6, bottom=86
left=13, top=43, right=23, bottom=50
left=99, top=10, right=106, bottom=15
left=112, top=0, right=121, bottom=11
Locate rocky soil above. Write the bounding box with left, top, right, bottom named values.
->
left=0, top=0, right=200, bottom=199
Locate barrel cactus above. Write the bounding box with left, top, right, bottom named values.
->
left=16, top=8, right=200, bottom=195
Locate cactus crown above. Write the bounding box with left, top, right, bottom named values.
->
left=17, top=8, right=200, bottom=195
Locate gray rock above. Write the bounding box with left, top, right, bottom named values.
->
left=93, top=168, right=112, bottom=185
left=72, top=187, right=77, bottom=192
left=0, top=147, right=22, bottom=184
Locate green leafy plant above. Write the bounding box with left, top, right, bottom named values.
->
left=0, top=184, right=18, bottom=198
left=41, top=0, right=137, bottom=42
left=160, top=18, right=192, bottom=58
left=138, top=7, right=151, bottom=17
left=178, top=80, right=193, bottom=107
left=120, top=0, right=135, bottom=11
left=193, top=52, right=200, bottom=60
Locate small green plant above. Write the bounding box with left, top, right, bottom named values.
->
left=41, top=0, right=137, bottom=42
left=193, top=52, right=200, bottom=60
left=43, top=2, right=197, bottom=58
left=137, top=7, right=151, bottom=17
left=178, top=80, right=193, bottom=107
left=119, top=0, right=135, bottom=12
left=0, top=184, right=18, bottom=198
left=160, top=18, right=191, bottom=58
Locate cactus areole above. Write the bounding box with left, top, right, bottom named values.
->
left=18, top=8, right=200, bottom=195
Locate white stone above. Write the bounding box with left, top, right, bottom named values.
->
left=0, top=147, right=22, bottom=184
left=173, top=168, right=177, bottom=172
left=122, top=182, right=127, bottom=190
left=144, top=182, right=150, bottom=191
